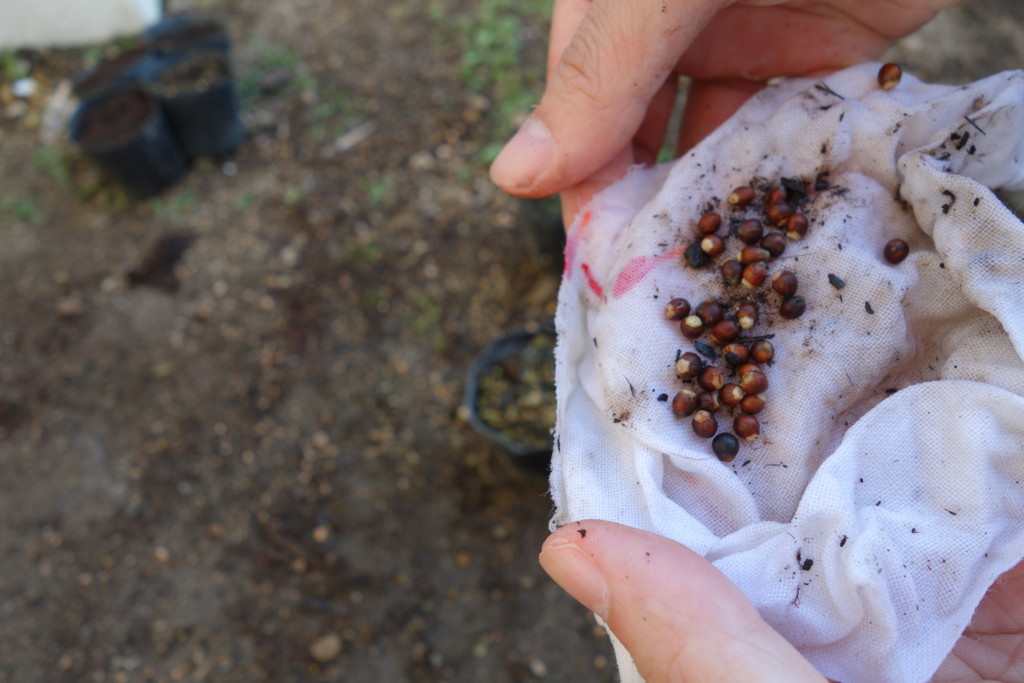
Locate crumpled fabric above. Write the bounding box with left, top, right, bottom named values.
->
left=550, top=63, right=1024, bottom=683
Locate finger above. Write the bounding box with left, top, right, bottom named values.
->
left=676, top=78, right=764, bottom=154
left=490, top=0, right=730, bottom=198
left=540, top=520, right=827, bottom=683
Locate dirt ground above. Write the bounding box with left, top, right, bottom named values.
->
left=1, top=1, right=1023, bottom=681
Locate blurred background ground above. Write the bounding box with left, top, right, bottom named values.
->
left=0, top=1, right=1022, bottom=681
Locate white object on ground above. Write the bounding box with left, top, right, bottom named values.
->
left=551, top=62, right=1024, bottom=683
left=0, top=0, right=160, bottom=50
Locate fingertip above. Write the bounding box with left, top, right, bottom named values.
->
left=489, top=116, right=555, bottom=195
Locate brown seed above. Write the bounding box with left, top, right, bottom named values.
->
left=664, top=297, right=691, bottom=320
left=700, top=234, right=725, bottom=256
left=697, top=391, right=722, bottom=413
left=767, top=187, right=787, bottom=204
left=697, top=212, right=722, bottom=235
left=722, top=343, right=749, bottom=367
left=692, top=410, right=718, bottom=438
left=878, top=62, right=902, bottom=90
left=884, top=238, right=909, bottom=264
left=741, top=262, right=767, bottom=288
left=675, top=351, right=704, bottom=380
left=738, top=246, right=771, bottom=265
left=728, top=186, right=755, bottom=207
left=735, top=220, right=764, bottom=245
left=720, top=383, right=745, bottom=407
left=750, top=340, right=774, bottom=364
left=779, top=295, right=806, bottom=320
left=764, top=201, right=793, bottom=226
left=671, top=389, right=698, bottom=417
left=736, top=302, right=759, bottom=330
left=760, top=232, right=787, bottom=258
left=721, top=259, right=744, bottom=286
left=695, top=300, right=724, bottom=326
left=734, top=414, right=761, bottom=441
left=739, top=393, right=766, bottom=415
left=710, top=319, right=741, bottom=344
left=771, top=270, right=799, bottom=297
left=680, top=315, right=705, bottom=339
left=739, top=369, right=768, bottom=395
left=698, top=366, right=725, bottom=392
left=735, top=363, right=761, bottom=377
left=712, top=433, right=740, bottom=462
left=785, top=213, right=809, bottom=240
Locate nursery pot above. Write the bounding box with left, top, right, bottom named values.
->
left=71, top=88, right=190, bottom=198
left=71, top=45, right=152, bottom=101
left=149, top=51, right=245, bottom=160
left=464, top=326, right=556, bottom=474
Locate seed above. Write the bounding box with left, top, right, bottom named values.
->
left=884, top=238, right=909, bottom=264
left=741, top=262, right=767, bottom=288
left=672, top=389, right=698, bottom=417
left=760, top=232, right=787, bottom=258
left=710, top=319, right=740, bottom=344
left=728, top=186, right=755, bottom=207
left=734, top=414, right=761, bottom=441
left=738, top=246, right=771, bottom=265
left=680, top=315, right=704, bottom=339
left=750, top=340, right=774, bottom=364
left=764, top=202, right=793, bottom=226
left=722, top=343, right=749, bottom=367
left=692, top=410, right=718, bottom=438
left=675, top=351, right=704, bottom=379
left=767, top=187, right=787, bottom=204
left=712, top=432, right=740, bottom=462
left=739, top=393, right=766, bottom=415
left=664, top=297, right=691, bottom=320
left=720, top=383, right=745, bottom=407
left=735, top=362, right=760, bottom=377
left=771, top=270, right=798, bottom=296
left=734, top=220, right=764, bottom=244
left=700, top=234, right=725, bottom=256
left=785, top=213, right=809, bottom=240
left=779, top=295, right=806, bottom=319
left=736, top=302, right=759, bottom=330
left=878, top=62, right=902, bottom=90
left=697, top=212, right=722, bottom=235
left=697, top=391, right=722, bottom=413
left=828, top=273, right=845, bottom=289
left=699, top=366, right=725, bottom=392
left=684, top=241, right=710, bottom=268
left=739, top=369, right=768, bottom=394
left=721, top=259, right=744, bottom=286
left=695, top=300, right=724, bottom=326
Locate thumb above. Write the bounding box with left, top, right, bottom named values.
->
left=539, top=520, right=826, bottom=683
left=490, top=0, right=729, bottom=198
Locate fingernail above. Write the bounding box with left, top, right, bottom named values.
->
left=489, top=116, right=553, bottom=191
left=539, top=539, right=609, bottom=618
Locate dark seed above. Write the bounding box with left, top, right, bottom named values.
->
left=760, top=232, right=787, bottom=257
left=697, top=391, right=722, bottom=413
left=785, top=213, right=809, bottom=240
left=700, top=234, right=725, bottom=256
left=697, top=212, right=722, bottom=234
left=779, top=295, right=806, bottom=320
left=692, top=410, right=718, bottom=438
left=764, top=202, right=793, bottom=226
left=734, top=220, right=764, bottom=244
left=734, top=414, right=761, bottom=441
left=720, top=383, right=745, bottom=407
left=693, top=340, right=718, bottom=360
left=722, top=343, right=749, bottom=367
left=695, top=301, right=724, bottom=326
left=684, top=241, right=710, bottom=268
left=698, top=366, right=725, bottom=392
left=736, top=302, right=759, bottom=330
left=664, top=297, right=691, bottom=320
left=771, top=270, right=798, bottom=297
left=721, top=259, right=744, bottom=286
left=739, top=393, right=766, bottom=415
left=739, top=369, right=768, bottom=395
left=741, top=262, right=767, bottom=288
left=828, top=273, right=846, bottom=289
left=672, top=389, right=698, bottom=417
left=750, top=340, right=774, bottom=364
left=675, top=351, right=704, bottom=379
left=878, top=62, right=902, bottom=91
left=680, top=315, right=705, bottom=339
left=712, top=433, right=740, bottom=462
left=710, top=319, right=741, bottom=344
left=728, top=186, right=755, bottom=207
left=884, top=238, right=909, bottom=264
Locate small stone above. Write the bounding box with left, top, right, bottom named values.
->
left=310, top=633, right=343, bottom=663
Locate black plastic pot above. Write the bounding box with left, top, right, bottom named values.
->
left=71, top=45, right=153, bottom=101
left=464, top=326, right=556, bottom=475
left=149, top=51, right=246, bottom=160
left=70, top=88, right=190, bottom=198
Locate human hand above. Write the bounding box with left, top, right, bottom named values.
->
left=540, top=520, right=1024, bottom=682
left=490, top=0, right=961, bottom=226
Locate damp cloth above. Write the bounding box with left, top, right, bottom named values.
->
left=550, top=62, right=1024, bottom=683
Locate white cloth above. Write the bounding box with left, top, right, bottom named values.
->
left=550, top=63, right=1024, bottom=683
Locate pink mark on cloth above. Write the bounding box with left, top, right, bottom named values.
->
left=580, top=262, right=603, bottom=298
left=611, top=248, right=684, bottom=298
left=563, top=210, right=592, bottom=275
